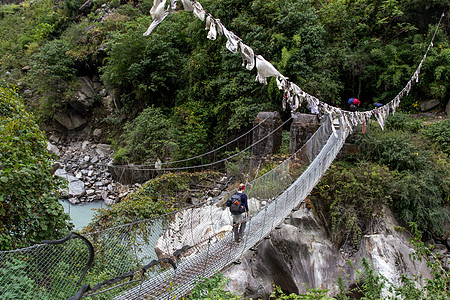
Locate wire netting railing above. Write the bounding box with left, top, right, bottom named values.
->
left=0, top=116, right=347, bottom=300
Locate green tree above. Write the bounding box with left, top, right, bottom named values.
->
left=28, top=39, right=77, bottom=120
left=100, top=16, right=188, bottom=115
left=0, top=84, right=72, bottom=250
left=116, top=105, right=177, bottom=164
left=354, top=119, right=449, bottom=238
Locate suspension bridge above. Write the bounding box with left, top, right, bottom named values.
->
left=0, top=1, right=444, bottom=299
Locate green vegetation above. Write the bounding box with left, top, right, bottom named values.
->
left=0, top=84, right=72, bottom=250
left=0, top=0, right=447, bottom=161
left=312, top=113, right=449, bottom=248
left=312, top=162, right=394, bottom=247
left=83, top=171, right=221, bottom=232
left=186, top=273, right=240, bottom=299
left=114, top=105, right=178, bottom=164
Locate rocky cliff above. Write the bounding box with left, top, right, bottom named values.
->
left=223, top=205, right=433, bottom=299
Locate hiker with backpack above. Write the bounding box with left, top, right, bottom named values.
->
left=348, top=98, right=361, bottom=112
left=226, top=183, right=249, bottom=242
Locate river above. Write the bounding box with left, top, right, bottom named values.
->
left=59, top=200, right=107, bottom=230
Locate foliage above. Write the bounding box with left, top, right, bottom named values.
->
left=83, top=171, right=218, bottom=232
left=355, top=126, right=429, bottom=172
left=115, top=106, right=178, bottom=164
left=0, top=257, right=37, bottom=300
left=422, top=118, right=450, bottom=156
left=27, top=39, right=77, bottom=120
left=354, top=121, right=449, bottom=238
left=392, top=169, right=449, bottom=237
left=0, top=84, right=72, bottom=250
left=385, top=112, right=423, bottom=133
left=270, top=284, right=335, bottom=299
left=186, top=273, right=239, bottom=299
left=311, top=162, right=394, bottom=247
left=99, top=16, right=187, bottom=114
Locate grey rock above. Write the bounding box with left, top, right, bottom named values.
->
left=443, top=255, right=450, bottom=271
left=69, top=76, right=95, bottom=114
left=433, top=243, right=448, bottom=256
left=86, top=189, right=95, bottom=196
left=93, top=128, right=102, bottom=142
left=55, top=169, right=85, bottom=197
left=446, top=99, right=450, bottom=116
left=54, top=111, right=87, bottom=130
left=96, top=144, right=112, bottom=156
left=82, top=141, right=90, bottom=150
left=91, top=156, right=99, bottom=164
left=290, top=113, right=320, bottom=155
left=223, top=205, right=432, bottom=299
left=420, top=99, right=440, bottom=111
left=68, top=197, right=80, bottom=205
left=48, top=134, right=61, bottom=144
left=47, top=142, right=60, bottom=156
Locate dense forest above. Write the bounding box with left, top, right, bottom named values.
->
left=0, top=0, right=448, bottom=163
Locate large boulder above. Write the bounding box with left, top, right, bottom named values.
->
left=68, top=76, right=96, bottom=114
left=420, top=99, right=440, bottom=112
left=53, top=111, right=87, bottom=130
left=54, top=168, right=86, bottom=198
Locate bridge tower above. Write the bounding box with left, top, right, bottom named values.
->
left=252, top=111, right=283, bottom=157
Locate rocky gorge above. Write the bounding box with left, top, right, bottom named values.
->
left=48, top=134, right=139, bottom=206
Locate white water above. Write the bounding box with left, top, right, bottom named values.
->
left=59, top=200, right=107, bottom=230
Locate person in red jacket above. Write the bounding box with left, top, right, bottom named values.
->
left=348, top=98, right=360, bottom=111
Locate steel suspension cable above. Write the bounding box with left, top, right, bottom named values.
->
left=108, top=116, right=292, bottom=172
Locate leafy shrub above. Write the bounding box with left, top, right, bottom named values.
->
left=355, top=127, right=428, bottom=172
left=30, top=40, right=76, bottom=83
left=0, top=257, right=38, bottom=300
left=83, top=172, right=218, bottom=232
left=422, top=118, right=450, bottom=156
left=28, top=39, right=77, bottom=120
left=0, top=84, right=72, bottom=250
left=354, top=121, right=449, bottom=238
left=116, top=106, right=178, bottom=164
left=64, top=0, right=89, bottom=17
left=270, top=284, right=334, bottom=299
left=311, top=162, right=394, bottom=247
left=392, top=169, right=449, bottom=237
left=385, top=112, right=423, bottom=133
left=187, top=273, right=238, bottom=299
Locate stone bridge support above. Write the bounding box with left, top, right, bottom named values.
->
left=289, top=113, right=320, bottom=155
left=252, top=112, right=283, bottom=157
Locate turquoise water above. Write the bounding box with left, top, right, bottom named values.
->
left=59, top=200, right=107, bottom=230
